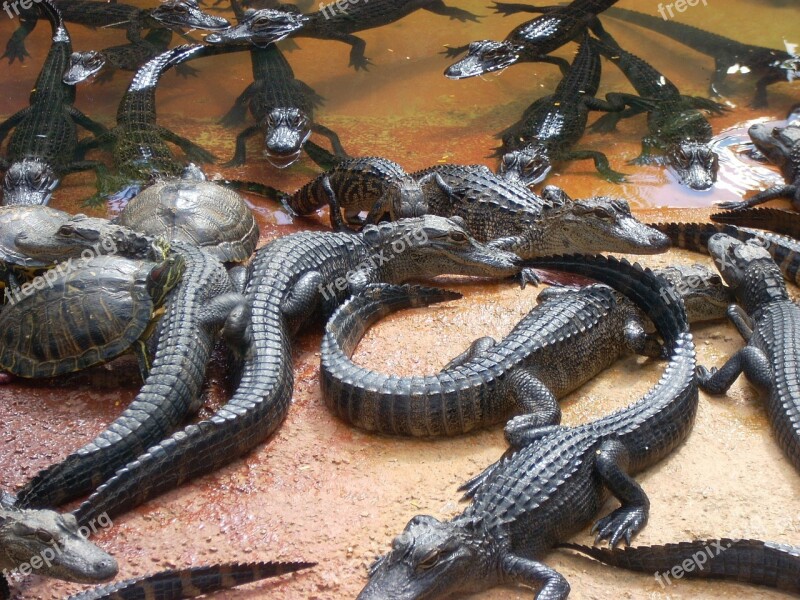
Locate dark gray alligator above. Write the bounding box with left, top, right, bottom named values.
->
left=320, top=263, right=728, bottom=436
left=697, top=233, right=800, bottom=471
left=357, top=253, right=698, bottom=599
left=0, top=492, right=117, bottom=592
left=717, top=123, right=800, bottom=211
left=70, top=216, right=525, bottom=527
left=711, top=207, right=800, bottom=239
left=0, top=0, right=107, bottom=206
left=15, top=241, right=251, bottom=510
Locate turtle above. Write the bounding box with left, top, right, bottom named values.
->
left=0, top=253, right=184, bottom=379
left=116, top=166, right=259, bottom=264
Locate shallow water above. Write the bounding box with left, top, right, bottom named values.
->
left=1, top=1, right=799, bottom=598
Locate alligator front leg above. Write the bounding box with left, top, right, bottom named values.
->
left=752, top=71, right=785, bottom=109
left=220, top=82, right=256, bottom=127
left=697, top=346, right=772, bottom=395
left=682, top=95, right=729, bottom=115
left=630, top=137, right=665, bottom=167
left=224, top=125, right=260, bottom=167
left=726, top=304, right=754, bottom=341
left=500, top=555, right=570, bottom=600
left=2, top=17, right=36, bottom=63
left=591, top=106, right=641, bottom=134
left=424, top=0, right=481, bottom=22
left=585, top=93, right=654, bottom=115
left=717, top=185, right=798, bottom=211
left=492, top=2, right=554, bottom=16
left=503, top=368, right=562, bottom=447
left=442, top=44, right=469, bottom=59
left=564, top=150, right=627, bottom=183
left=157, top=127, right=217, bottom=164
left=623, top=315, right=665, bottom=359
left=68, top=106, right=108, bottom=137
left=592, top=439, right=650, bottom=547
left=324, top=31, right=370, bottom=70
left=320, top=175, right=353, bottom=231
left=311, top=123, right=348, bottom=159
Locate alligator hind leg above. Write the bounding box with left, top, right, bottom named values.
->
left=68, top=106, right=108, bottom=137
left=697, top=346, right=772, bottom=395
left=202, top=293, right=252, bottom=359
left=504, top=368, right=562, bottom=445
left=157, top=127, right=217, bottom=164
left=0, top=107, right=31, bottom=147
left=592, top=438, right=650, bottom=547
left=500, top=555, right=570, bottom=600
left=320, top=175, right=352, bottom=232
left=727, top=304, right=754, bottom=341
left=224, top=125, right=260, bottom=167
left=424, top=1, right=481, bottom=22
left=442, top=336, right=496, bottom=370
left=322, top=31, right=370, bottom=70
left=2, top=17, right=36, bottom=64
left=220, top=82, right=256, bottom=127
left=565, top=150, right=627, bottom=183
left=717, top=184, right=797, bottom=211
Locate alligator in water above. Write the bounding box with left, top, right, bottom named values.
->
left=68, top=217, right=526, bottom=527
left=444, top=0, right=617, bottom=79
left=321, top=263, right=728, bottom=436
left=3, top=0, right=229, bottom=64
left=605, top=6, right=800, bottom=107
left=496, top=32, right=654, bottom=184
left=589, top=31, right=728, bottom=190
left=717, top=122, right=800, bottom=211
left=357, top=253, right=699, bottom=599
left=0, top=0, right=107, bottom=206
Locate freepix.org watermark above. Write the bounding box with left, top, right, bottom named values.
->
left=318, top=0, right=367, bottom=20
left=3, top=0, right=44, bottom=20
left=657, top=0, right=708, bottom=21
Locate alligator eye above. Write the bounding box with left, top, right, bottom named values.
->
left=708, top=275, right=722, bottom=285
left=448, top=231, right=468, bottom=243
left=594, top=207, right=613, bottom=219
left=35, top=530, right=54, bottom=544
left=417, top=551, right=440, bottom=571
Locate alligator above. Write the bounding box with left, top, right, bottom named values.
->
left=711, top=207, right=800, bottom=239
left=443, top=0, right=617, bottom=79
left=3, top=0, right=230, bottom=64
left=0, top=492, right=117, bottom=592
left=65, top=561, right=314, bottom=600
left=651, top=220, right=800, bottom=286
left=0, top=0, right=107, bottom=206
left=16, top=241, right=251, bottom=510
left=589, top=31, right=727, bottom=191
left=321, top=263, right=727, bottom=436
left=605, top=6, right=800, bottom=107
left=357, top=253, right=699, bottom=599
left=69, top=216, right=526, bottom=527
left=696, top=233, right=800, bottom=471
left=497, top=143, right=555, bottom=187
left=205, top=3, right=349, bottom=168
left=496, top=32, right=653, bottom=184
left=717, top=122, right=800, bottom=211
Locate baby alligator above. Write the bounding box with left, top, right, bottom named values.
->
left=70, top=217, right=524, bottom=527
left=698, top=233, right=800, bottom=472
left=605, top=6, right=800, bottom=107
left=590, top=31, right=727, bottom=191
left=444, top=0, right=616, bottom=79
left=321, top=263, right=727, bottom=436
left=0, top=0, right=106, bottom=206
left=717, top=122, right=800, bottom=211
left=358, top=253, right=697, bottom=599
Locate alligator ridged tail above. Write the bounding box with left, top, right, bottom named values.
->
left=66, top=561, right=315, bottom=600
left=711, top=208, right=800, bottom=240
left=560, top=540, right=800, bottom=593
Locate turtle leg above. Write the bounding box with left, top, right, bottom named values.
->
left=132, top=339, right=152, bottom=381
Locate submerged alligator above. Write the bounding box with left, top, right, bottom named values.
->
left=0, top=0, right=107, bottom=206
left=589, top=31, right=727, bottom=190
left=321, top=263, right=728, bottom=436
left=358, top=253, right=699, bottom=598
left=605, top=6, right=800, bottom=107
left=444, top=0, right=616, bottom=79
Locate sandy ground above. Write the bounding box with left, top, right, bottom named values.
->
left=1, top=0, right=800, bottom=598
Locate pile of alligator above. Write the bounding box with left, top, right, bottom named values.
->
left=0, top=0, right=799, bottom=598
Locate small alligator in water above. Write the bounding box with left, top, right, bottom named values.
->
left=3, top=0, right=230, bottom=64
left=589, top=31, right=728, bottom=191
left=697, top=233, right=800, bottom=472
left=605, top=6, right=800, bottom=108
left=496, top=32, right=653, bottom=184
left=321, top=263, right=728, bottom=436
left=357, top=253, right=698, bottom=599
left=444, top=0, right=616, bottom=79
left=206, top=6, right=346, bottom=169
left=69, top=216, right=525, bottom=527
left=0, top=0, right=107, bottom=206
left=717, top=122, right=800, bottom=211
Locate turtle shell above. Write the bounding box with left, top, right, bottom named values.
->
left=118, top=180, right=259, bottom=262
left=0, top=255, right=167, bottom=378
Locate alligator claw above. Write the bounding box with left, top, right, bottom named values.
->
left=518, top=268, right=541, bottom=289
left=592, top=506, right=647, bottom=548
left=716, top=200, right=749, bottom=211
left=2, top=40, right=30, bottom=64
left=696, top=365, right=717, bottom=386
left=350, top=55, right=373, bottom=71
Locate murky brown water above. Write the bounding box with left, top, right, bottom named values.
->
left=1, top=1, right=799, bottom=598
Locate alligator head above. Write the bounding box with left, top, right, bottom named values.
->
left=263, top=108, right=311, bottom=168
left=655, top=263, right=731, bottom=324
left=150, top=0, right=230, bottom=32
left=667, top=141, right=719, bottom=191
left=445, top=40, right=523, bottom=79
left=205, top=8, right=308, bottom=47
left=361, top=215, right=523, bottom=282
left=748, top=123, right=800, bottom=180
left=707, top=233, right=787, bottom=312
left=0, top=502, right=117, bottom=584
left=358, top=515, right=492, bottom=600
left=532, top=197, right=671, bottom=259
left=384, top=176, right=428, bottom=220
left=2, top=159, right=59, bottom=206
left=498, top=143, right=552, bottom=186
left=63, top=51, right=106, bottom=85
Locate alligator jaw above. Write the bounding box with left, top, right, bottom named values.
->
left=445, top=40, right=520, bottom=79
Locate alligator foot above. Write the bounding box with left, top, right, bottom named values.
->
left=591, top=505, right=648, bottom=548
left=492, top=2, right=549, bottom=16
left=441, top=44, right=469, bottom=59
left=425, top=1, right=481, bottom=22
left=717, top=185, right=797, bottom=211
left=517, top=268, right=541, bottom=288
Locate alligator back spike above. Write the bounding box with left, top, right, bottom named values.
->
left=66, top=561, right=316, bottom=600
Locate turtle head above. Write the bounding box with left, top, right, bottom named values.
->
left=146, top=251, right=185, bottom=306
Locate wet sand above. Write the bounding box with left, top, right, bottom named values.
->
left=1, top=0, right=800, bottom=598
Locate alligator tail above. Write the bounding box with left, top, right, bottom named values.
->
left=711, top=207, right=800, bottom=240
left=66, top=561, right=315, bottom=600
left=559, top=540, right=800, bottom=593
